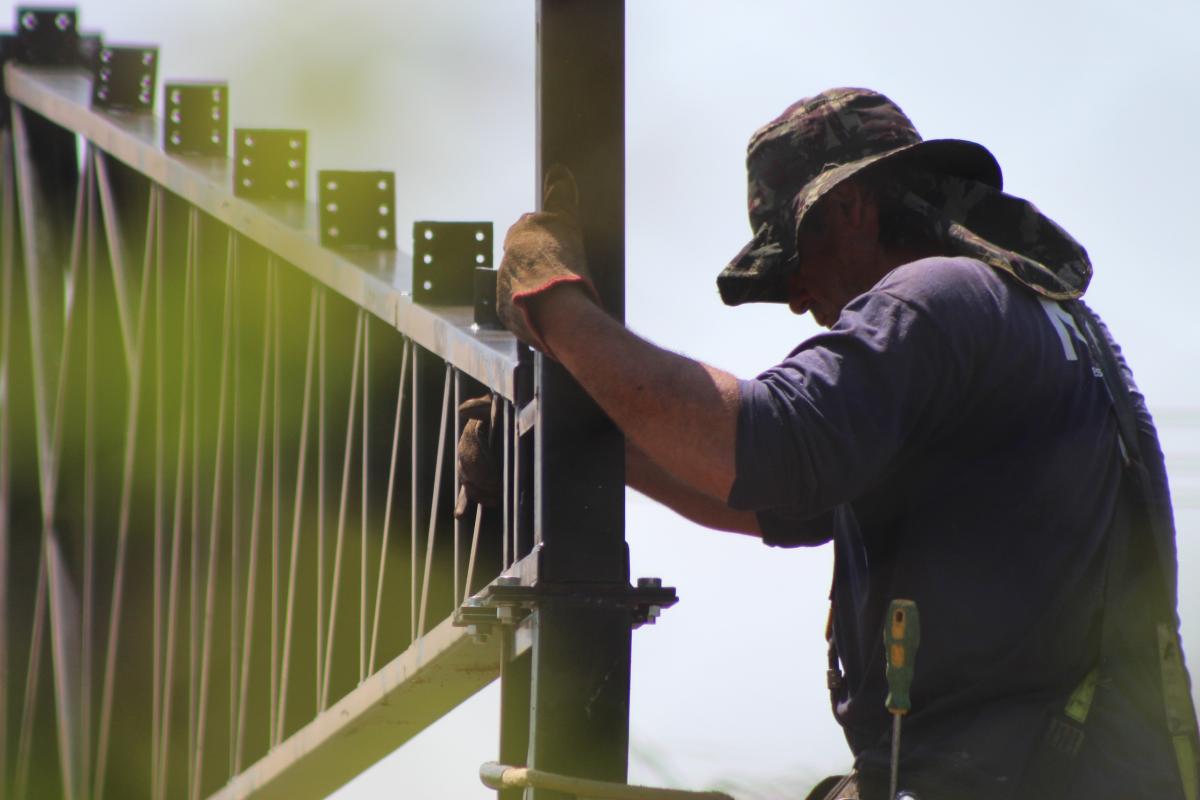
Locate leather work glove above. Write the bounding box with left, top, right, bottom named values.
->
left=497, top=164, right=599, bottom=354
left=454, top=393, right=502, bottom=520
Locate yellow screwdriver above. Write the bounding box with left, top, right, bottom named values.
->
left=884, top=599, right=920, bottom=800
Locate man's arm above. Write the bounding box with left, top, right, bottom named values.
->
left=528, top=284, right=741, bottom=502
left=626, top=443, right=760, bottom=535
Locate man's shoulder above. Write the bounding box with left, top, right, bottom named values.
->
left=868, top=256, right=1015, bottom=330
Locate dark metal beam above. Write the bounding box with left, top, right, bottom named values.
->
left=513, top=3, right=631, bottom=798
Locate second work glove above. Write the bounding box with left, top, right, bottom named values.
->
left=497, top=165, right=599, bottom=354
left=454, top=393, right=502, bottom=520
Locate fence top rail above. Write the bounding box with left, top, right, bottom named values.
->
left=4, top=62, right=520, bottom=400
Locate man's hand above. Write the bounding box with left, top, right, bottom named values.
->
left=497, top=165, right=599, bottom=353
left=454, top=394, right=502, bottom=520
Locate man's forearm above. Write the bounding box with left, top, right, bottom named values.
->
left=530, top=285, right=740, bottom=501
left=626, top=443, right=759, bottom=535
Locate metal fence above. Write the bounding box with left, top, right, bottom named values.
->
left=0, top=3, right=667, bottom=799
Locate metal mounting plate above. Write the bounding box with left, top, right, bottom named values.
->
left=91, top=44, right=157, bottom=111
left=233, top=128, right=306, bottom=200
left=317, top=170, right=395, bottom=249
left=163, top=81, right=227, bottom=155
left=474, top=267, right=501, bottom=328
left=412, top=221, right=493, bottom=305
left=15, top=7, right=79, bottom=66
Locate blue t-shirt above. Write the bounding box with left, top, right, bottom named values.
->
left=729, top=257, right=1181, bottom=798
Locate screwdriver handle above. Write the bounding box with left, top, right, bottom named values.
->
left=884, top=599, right=920, bottom=714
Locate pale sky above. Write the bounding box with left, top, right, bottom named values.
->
left=19, top=0, right=1199, bottom=797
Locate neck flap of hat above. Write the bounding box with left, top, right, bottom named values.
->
left=901, top=174, right=1091, bottom=300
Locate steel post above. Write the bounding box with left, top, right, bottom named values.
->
left=511, top=2, right=631, bottom=797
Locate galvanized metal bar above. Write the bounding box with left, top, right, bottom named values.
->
left=368, top=339, right=409, bottom=675
left=4, top=64, right=520, bottom=400
left=0, top=126, right=13, bottom=799
left=207, top=617, right=500, bottom=800
left=14, top=556, right=47, bottom=800
left=275, top=289, right=320, bottom=744
left=359, top=318, right=370, bottom=685
left=91, top=151, right=134, bottom=372
left=315, top=290, right=326, bottom=710
left=191, top=230, right=238, bottom=800
left=233, top=259, right=277, bottom=776
left=320, top=310, right=364, bottom=711
left=416, top=364, right=453, bottom=641
left=151, top=186, right=165, bottom=798
left=46, top=530, right=82, bottom=800
left=80, top=141, right=98, bottom=800
left=92, top=148, right=156, bottom=800
left=187, top=207, right=203, bottom=800
left=157, top=218, right=198, bottom=800
left=269, top=255, right=282, bottom=747
left=228, top=233, right=242, bottom=777
left=410, top=347, right=419, bottom=643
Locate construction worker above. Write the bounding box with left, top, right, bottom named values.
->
left=462, top=88, right=1199, bottom=799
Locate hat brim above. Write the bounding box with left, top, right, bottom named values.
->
left=717, top=138, right=1003, bottom=306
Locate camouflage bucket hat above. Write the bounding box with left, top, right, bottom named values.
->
left=899, top=173, right=1091, bottom=300
left=717, top=87, right=1004, bottom=306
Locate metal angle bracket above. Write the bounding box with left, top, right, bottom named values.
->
left=233, top=128, right=306, bottom=200
left=454, top=575, right=678, bottom=642
left=91, top=44, right=158, bottom=111
left=412, top=221, right=493, bottom=305
left=318, top=170, right=395, bottom=249
left=163, top=82, right=228, bottom=155
left=14, top=7, right=78, bottom=65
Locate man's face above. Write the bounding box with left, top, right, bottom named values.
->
left=783, top=184, right=889, bottom=328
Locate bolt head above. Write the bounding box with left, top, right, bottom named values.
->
left=637, top=577, right=663, bottom=589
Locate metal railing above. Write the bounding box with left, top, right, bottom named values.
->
left=1, top=39, right=533, bottom=800
left=1, top=4, right=660, bottom=800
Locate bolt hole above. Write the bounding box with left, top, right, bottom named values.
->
left=21, top=12, right=37, bottom=30
left=97, top=88, right=109, bottom=101
left=100, top=50, right=112, bottom=64
left=423, top=229, right=434, bottom=240
left=142, top=51, right=154, bottom=66
left=423, top=280, right=433, bottom=291
left=326, top=181, right=338, bottom=191
left=378, top=204, right=389, bottom=216
left=328, top=226, right=340, bottom=237
left=212, top=88, right=222, bottom=102
left=211, top=108, right=221, bottom=121
left=170, top=109, right=181, bottom=124
left=475, top=230, right=485, bottom=242
left=422, top=254, right=433, bottom=264
left=377, top=228, right=389, bottom=240
left=139, top=92, right=151, bottom=104
left=170, top=132, right=181, bottom=145
left=170, top=89, right=181, bottom=104
left=377, top=179, right=388, bottom=191
left=242, top=178, right=252, bottom=187
left=244, top=135, right=254, bottom=147
left=210, top=132, right=221, bottom=144
left=475, top=254, right=485, bottom=264
left=241, top=157, right=252, bottom=166
left=326, top=202, right=338, bottom=213
left=54, top=12, right=70, bottom=30
left=289, top=139, right=301, bottom=150
left=285, top=179, right=298, bottom=190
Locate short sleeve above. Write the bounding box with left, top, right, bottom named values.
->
left=727, top=284, right=974, bottom=517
